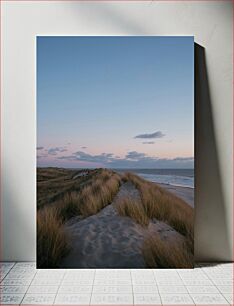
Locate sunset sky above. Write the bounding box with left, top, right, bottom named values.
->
left=37, top=36, right=194, bottom=169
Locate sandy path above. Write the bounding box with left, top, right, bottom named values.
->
left=60, top=182, right=184, bottom=268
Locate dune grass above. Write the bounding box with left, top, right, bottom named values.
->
left=37, top=206, right=70, bottom=268
left=142, top=233, right=194, bottom=268
left=123, top=172, right=194, bottom=253
left=37, top=168, right=121, bottom=268
left=115, top=196, right=149, bottom=226
left=55, top=170, right=121, bottom=219
left=79, top=174, right=121, bottom=216
left=37, top=168, right=94, bottom=208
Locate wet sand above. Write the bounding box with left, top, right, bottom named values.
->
left=157, top=183, right=194, bottom=207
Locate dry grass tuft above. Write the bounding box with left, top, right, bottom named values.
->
left=123, top=172, right=194, bottom=249
left=122, top=173, right=194, bottom=254
left=142, top=233, right=193, bottom=268
left=115, top=196, right=149, bottom=226
left=79, top=173, right=121, bottom=217
left=37, top=207, right=70, bottom=268
left=54, top=171, right=121, bottom=218
left=57, top=191, right=81, bottom=222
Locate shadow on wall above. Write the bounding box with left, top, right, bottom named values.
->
left=195, top=44, right=231, bottom=261
left=68, top=2, right=149, bottom=35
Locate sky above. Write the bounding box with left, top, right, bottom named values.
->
left=37, top=36, right=194, bottom=169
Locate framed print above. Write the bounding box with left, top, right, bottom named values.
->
left=37, top=36, right=194, bottom=268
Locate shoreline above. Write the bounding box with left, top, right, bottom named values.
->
left=162, top=183, right=194, bottom=189
left=156, top=182, right=194, bottom=207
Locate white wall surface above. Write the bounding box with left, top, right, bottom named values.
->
left=1, top=1, right=233, bottom=261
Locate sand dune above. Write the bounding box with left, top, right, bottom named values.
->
left=61, top=182, right=185, bottom=268
left=37, top=168, right=194, bottom=268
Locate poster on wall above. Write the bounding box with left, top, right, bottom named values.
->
left=37, top=36, right=194, bottom=269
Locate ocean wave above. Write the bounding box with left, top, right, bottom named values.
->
left=137, top=173, right=194, bottom=188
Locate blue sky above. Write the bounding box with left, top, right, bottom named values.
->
left=37, top=36, right=194, bottom=169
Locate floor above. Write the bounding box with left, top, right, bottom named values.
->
left=0, top=262, right=233, bottom=305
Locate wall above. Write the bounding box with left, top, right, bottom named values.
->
left=1, top=1, right=233, bottom=261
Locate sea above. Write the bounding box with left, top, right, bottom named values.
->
left=116, top=169, right=194, bottom=189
